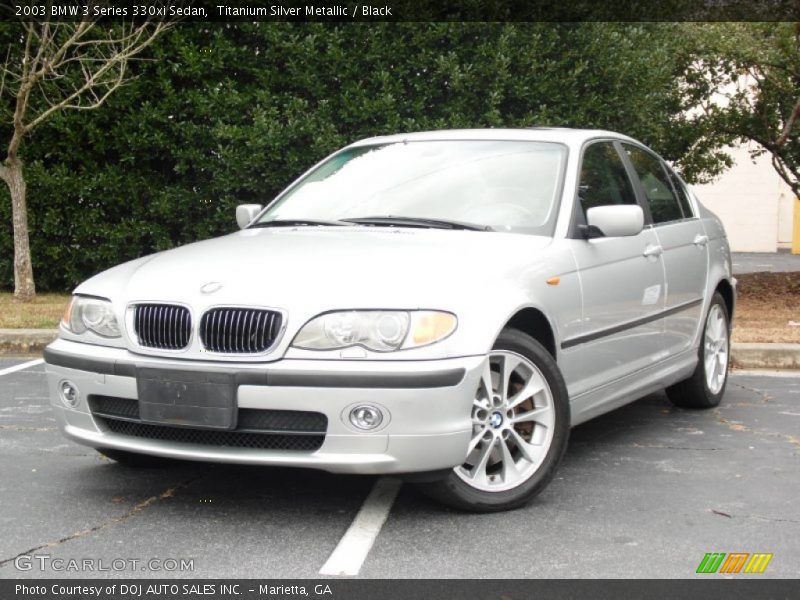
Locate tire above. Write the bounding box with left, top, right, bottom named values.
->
left=415, top=328, right=570, bottom=512
left=666, top=292, right=730, bottom=409
left=96, top=448, right=179, bottom=468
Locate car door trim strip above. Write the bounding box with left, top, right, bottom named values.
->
left=561, top=297, right=704, bottom=350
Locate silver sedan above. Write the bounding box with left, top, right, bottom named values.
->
left=44, top=128, right=734, bottom=511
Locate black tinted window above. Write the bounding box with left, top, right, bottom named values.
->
left=578, top=142, right=638, bottom=216
left=623, top=144, right=683, bottom=223
left=666, top=167, right=693, bottom=218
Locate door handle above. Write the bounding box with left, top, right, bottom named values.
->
left=693, top=234, right=709, bottom=247
left=643, top=244, right=663, bottom=258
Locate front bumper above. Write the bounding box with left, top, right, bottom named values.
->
left=44, top=338, right=484, bottom=474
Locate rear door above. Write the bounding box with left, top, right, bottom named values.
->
left=566, top=141, right=667, bottom=397
left=621, top=144, right=708, bottom=357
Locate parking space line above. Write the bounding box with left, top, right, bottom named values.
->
left=0, top=358, right=44, bottom=377
left=319, top=477, right=402, bottom=577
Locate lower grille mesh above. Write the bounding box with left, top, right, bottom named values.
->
left=96, top=418, right=325, bottom=451
left=88, top=395, right=326, bottom=451
left=89, top=395, right=140, bottom=419
left=238, top=408, right=327, bottom=432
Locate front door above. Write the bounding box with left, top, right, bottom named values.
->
left=566, top=141, right=667, bottom=398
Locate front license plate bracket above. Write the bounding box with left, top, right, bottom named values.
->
left=136, top=368, right=237, bottom=430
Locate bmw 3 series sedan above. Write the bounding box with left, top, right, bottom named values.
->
left=44, top=128, right=734, bottom=511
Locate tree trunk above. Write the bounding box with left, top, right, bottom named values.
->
left=1, top=158, right=36, bottom=301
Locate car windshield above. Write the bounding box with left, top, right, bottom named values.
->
left=255, top=140, right=568, bottom=234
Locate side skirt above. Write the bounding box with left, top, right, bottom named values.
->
left=569, top=348, right=698, bottom=427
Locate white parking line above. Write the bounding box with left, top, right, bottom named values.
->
left=319, top=477, right=402, bottom=577
left=0, top=358, right=44, bottom=377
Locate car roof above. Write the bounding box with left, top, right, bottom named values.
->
left=349, top=127, right=640, bottom=149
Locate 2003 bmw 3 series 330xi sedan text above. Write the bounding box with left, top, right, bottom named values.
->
left=44, top=128, right=735, bottom=511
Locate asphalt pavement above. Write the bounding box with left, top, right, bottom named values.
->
left=0, top=358, right=797, bottom=579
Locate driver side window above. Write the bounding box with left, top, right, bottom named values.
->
left=577, top=142, right=638, bottom=221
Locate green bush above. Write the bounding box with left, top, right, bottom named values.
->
left=0, top=23, right=722, bottom=291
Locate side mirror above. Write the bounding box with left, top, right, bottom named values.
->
left=583, top=204, right=644, bottom=238
left=236, top=204, right=263, bottom=229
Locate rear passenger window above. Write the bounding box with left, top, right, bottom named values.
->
left=666, top=167, right=694, bottom=218
left=623, top=144, right=684, bottom=224
left=577, top=142, right=638, bottom=217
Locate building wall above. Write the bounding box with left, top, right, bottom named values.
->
left=778, top=192, right=794, bottom=250
left=690, top=143, right=794, bottom=253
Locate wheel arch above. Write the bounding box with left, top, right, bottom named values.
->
left=714, top=277, right=735, bottom=321
left=502, top=307, right=557, bottom=359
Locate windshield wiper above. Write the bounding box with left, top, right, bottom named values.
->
left=340, top=216, right=492, bottom=231
left=249, top=219, right=346, bottom=228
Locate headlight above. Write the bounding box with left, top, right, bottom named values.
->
left=292, top=310, right=457, bottom=352
left=62, top=296, right=121, bottom=338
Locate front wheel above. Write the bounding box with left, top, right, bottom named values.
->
left=666, top=292, right=730, bottom=409
left=416, top=328, right=570, bottom=512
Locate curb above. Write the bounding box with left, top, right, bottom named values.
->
left=729, top=342, right=800, bottom=371
left=1, top=330, right=799, bottom=371
left=0, top=329, right=58, bottom=356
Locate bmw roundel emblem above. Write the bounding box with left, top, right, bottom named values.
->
left=200, top=281, right=223, bottom=295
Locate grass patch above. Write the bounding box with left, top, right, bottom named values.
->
left=733, top=272, right=800, bottom=344
left=0, top=293, right=69, bottom=329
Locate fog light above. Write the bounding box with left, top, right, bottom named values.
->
left=349, top=405, right=383, bottom=430
left=59, top=381, right=79, bottom=408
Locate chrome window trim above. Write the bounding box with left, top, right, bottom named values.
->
left=644, top=215, right=701, bottom=229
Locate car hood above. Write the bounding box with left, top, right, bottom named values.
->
left=79, top=227, right=553, bottom=312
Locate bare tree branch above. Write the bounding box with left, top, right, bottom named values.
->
left=23, top=21, right=171, bottom=132
left=771, top=153, right=799, bottom=195
left=1, top=16, right=175, bottom=154
left=20, top=22, right=34, bottom=81
left=0, top=46, right=10, bottom=99
left=776, top=97, right=800, bottom=147
left=0, top=16, right=175, bottom=300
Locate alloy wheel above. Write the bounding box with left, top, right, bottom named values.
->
left=703, top=304, right=729, bottom=395
left=454, top=350, right=556, bottom=492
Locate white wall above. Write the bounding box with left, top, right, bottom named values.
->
left=778, top=191, right=794, bottom=249
left=691, top=143, right=794, bottom=253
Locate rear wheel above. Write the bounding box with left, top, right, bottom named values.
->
left=96, top=448, right=179, bottom=468
left=666, top=292, right=730, bottom=409
left=416, top=328, right=570, bottom=512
